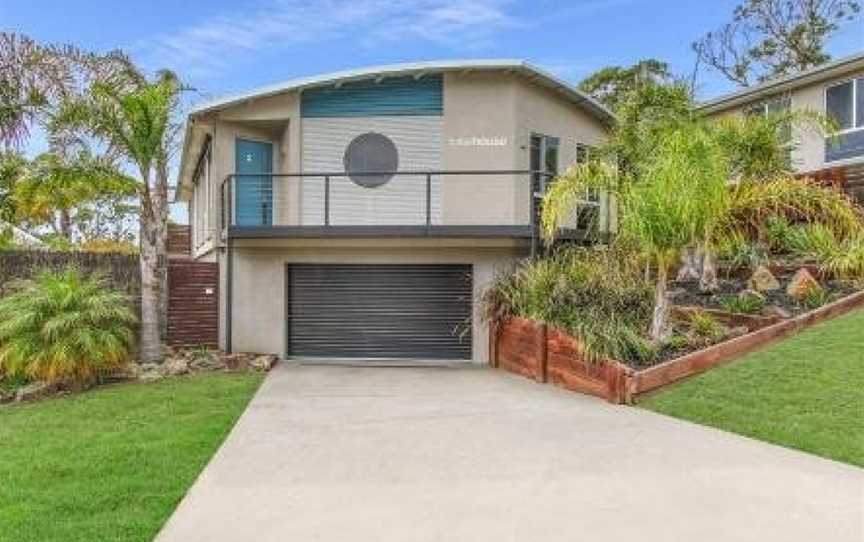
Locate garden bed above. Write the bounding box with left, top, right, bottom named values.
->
left=492, top=289, right=864, bottom=404
left=671, top=265, right=860, bottom=318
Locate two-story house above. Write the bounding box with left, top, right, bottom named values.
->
left=698, top=51, right=864, bottom=203
left=174, top=60, right=615, bottom=364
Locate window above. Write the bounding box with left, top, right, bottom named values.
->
left=192, top=144, right=211, bottom=248
left=343, top=132, right=399, bottom=188
left=745, top=94, right=792, bottom=141
left=530, top=134, right=559, bottom=194
left=574, top=142, right=600, bottom=230
left=745, top=94, right=793, bottom=166
left=825, top=78, right=864, bottom=163
left=826, top=78, right=864, bottom=132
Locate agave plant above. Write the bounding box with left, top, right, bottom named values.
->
left=0, top=268, right=136, bottom=386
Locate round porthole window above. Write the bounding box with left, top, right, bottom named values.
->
left=343, top=132, right=399, bottom=188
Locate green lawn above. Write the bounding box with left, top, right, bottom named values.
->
left=642, top=309, right=864, bottom=467
left=0, top=372, right=264, bottom=542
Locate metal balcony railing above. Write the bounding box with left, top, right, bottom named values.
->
left=220, top=170, right=600, bottom=244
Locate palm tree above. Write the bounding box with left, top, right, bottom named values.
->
left=544, top=123, right=729, bottom=340
left=0, top=33, right=86, bottom=148
left=53, top=65, right=181, bottom=363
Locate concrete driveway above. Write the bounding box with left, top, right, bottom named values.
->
left=157, top=365, right=864, bottom=542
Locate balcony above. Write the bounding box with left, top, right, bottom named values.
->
left=220, top=170, right=598, bottom=243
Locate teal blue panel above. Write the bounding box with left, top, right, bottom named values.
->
left=301, top=75, right=443, bottom=118
left=235, top=139, right=273, bottom=226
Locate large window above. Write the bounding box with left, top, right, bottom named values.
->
left=530, top=134, right=559, bottom=194
left=825, top=78, right=864, bottom=163
left=826, top=78, right=864, bottom=132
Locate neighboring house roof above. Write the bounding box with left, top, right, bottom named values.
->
left=697, top=50, right=864, bottom=114
left=189, top=59, right=615, bottom=122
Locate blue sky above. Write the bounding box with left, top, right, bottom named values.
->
left=5, top=0, right=861, bottom=106
left=3, top=0, right=862, bottom=220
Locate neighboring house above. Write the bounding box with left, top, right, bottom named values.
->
left=174, top=60, right=615, bottom=363
left=698, top=51, right=864, bottom=202
left=0, top=220, right=44, bottom=248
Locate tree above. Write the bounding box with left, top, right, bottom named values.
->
left=0, top=33, right=82, bottom=148
left=0, top=151, right=25, bottom=223
left=694, top=0, right=862, bottom=86
left=13, top=149, right=137, bottom=242
left=544, top=124, right=730, bottom=341
left=578, top=59, right=673, bottom=112
left=607, top=81, right=694, bottom=179
left=54, top=64, right=182, bottom=363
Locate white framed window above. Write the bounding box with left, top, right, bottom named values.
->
left=825, top=77, right=864, bottom=133
left=192, top=145, right=211, bottom=249
left=530, top=133, right=559, bottom=195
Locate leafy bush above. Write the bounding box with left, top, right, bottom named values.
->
left=802, top=288, right=833, bottom=310
left=720, top=294, right=765, bottom=314
left=0, top=269, right=136, bottom=386
left=483, top=248, right=655, bottom=364
left=687, top=310, right=727, bottom=343
left=763, top=215, right=797, bottom=254
left=787, top=224, right=864, bottom=279
left=819, top=239, right=864, bottom=280
left=789, top=223, right=840, bottom=260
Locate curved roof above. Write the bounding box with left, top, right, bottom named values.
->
left=189, top=59, right=615, bottom=123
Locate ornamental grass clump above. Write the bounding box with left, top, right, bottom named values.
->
left=483, top=248, right=656, bottom=364
left=0, top=268, right=137, bottom=387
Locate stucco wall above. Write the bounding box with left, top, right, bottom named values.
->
left=513, top=78, right=612, bottom=230
left=224, top=243, right=524, bottom=363
left=190, top=71, right=611, bottom=241
left=441, top=72, right=521, bottom=225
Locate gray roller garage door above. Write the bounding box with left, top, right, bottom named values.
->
left=287, top=264, right=473, bottom=360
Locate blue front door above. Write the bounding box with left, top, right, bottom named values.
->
left=235, top=139, right=273, bottom=226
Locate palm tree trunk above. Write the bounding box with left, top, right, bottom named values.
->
left=138, top=170, right=162, bottom=364
left=699, top=245, right=719, bottom=293
left=676, top=246, right=701, bottom=281
left=155, top=158, right=170, bottom=340
left=59, top=209, right=73, bottom=241
left=649, top=262, right=670, bottom=341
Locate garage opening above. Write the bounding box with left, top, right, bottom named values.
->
left=286, top=264, right=473, bottom=361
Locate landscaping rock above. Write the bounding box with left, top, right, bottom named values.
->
left=787, top=268, right=823, bottom=300
left=764, top=305, right=792, bottom=319
left=163, top=357, right=189, bottom=376
left=249, top=355, right=278, bottom=371
left=747, top=265, right=781, bottom=292
left=669, top=287, right=687, bottom=299
left=14, top=381, right=57, bottom=402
